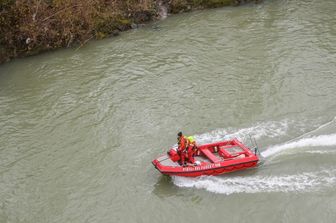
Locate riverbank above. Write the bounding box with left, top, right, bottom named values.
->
left=0, top=0, right=259, bottom=64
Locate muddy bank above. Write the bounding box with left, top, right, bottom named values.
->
left=0, top=0, right=260, bottom=64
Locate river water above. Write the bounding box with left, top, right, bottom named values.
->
left=1, top=0, right=336, bottom=222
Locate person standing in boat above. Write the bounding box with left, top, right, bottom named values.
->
left=177, top=132, right=189, bottom=166
left=177, top=132, right=196, bottom=166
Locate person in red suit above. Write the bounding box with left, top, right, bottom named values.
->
left=186, top=142, right=195, bottom=164
left=177, top=132, right=193, bottom=166
left=177, top=132, right=188, bottom=166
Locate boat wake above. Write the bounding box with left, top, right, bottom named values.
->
left=193, top=120, right=292, bottom=145
left=173, top=169, right=336, bottom=194
left=261, top=116, right=336, bottom=158
left=172, top=117, right=336, bottom=194
left=262, top=133, right=336, bottom=158
left=193, top=117, right=336, bottom=158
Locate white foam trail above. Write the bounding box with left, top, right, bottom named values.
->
left=173, top=169, right=336, bottom=194
left=261, top=134, right=336, bottom=158
left=306, top=150, right=336, bottom=154
left=298, top=116, right=336, bottom=138
left=194, top=120, right=291, bottom=145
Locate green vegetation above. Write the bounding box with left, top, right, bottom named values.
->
left=0, top=0, right=257, bottom=63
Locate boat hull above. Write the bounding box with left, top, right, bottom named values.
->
left=152, top=138, right=260, bottom=177
left=153, top=158, right=258, bottom=177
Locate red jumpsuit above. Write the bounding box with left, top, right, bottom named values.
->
left=178, top=136, right=189, bottom=165
left=178, top=136, right=195, bottom=165
left=186, top=142, right=195, bottom=164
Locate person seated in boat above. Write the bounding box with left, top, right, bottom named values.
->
left=177, top=132, right=197, bottom=166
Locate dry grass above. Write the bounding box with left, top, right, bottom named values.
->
left=0, top=0, right=258, bottom=63
left=0, top=0, right=154, bottom=62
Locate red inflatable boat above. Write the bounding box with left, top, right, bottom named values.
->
left=152, top=138, right=260, bottom=177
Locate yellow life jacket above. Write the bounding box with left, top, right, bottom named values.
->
left=187, top=136, right=195, bottom=144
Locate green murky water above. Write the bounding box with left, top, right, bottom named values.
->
left=1, top=0, right=336, bottom=222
